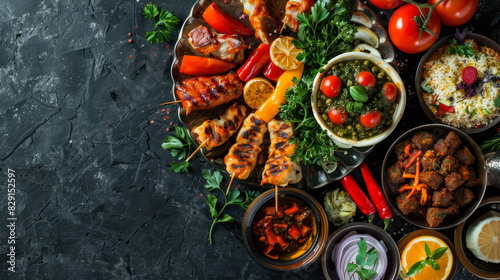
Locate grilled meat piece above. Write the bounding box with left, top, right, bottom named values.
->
left=283, top=0, right=316, bottom=32
left=420, top=171, right=443, bottom=190
left=176, top=72, right=244, bottom=115
left=403, top=154, right=418, bottom=174
left=463, top=167, right=481, bottom=187
left=240, top=0, right=279, bottom=45
left=426, top=207, right=448, bottom=227
left=261, top=155, right=302, bottom=186
left=422, top=150, right=441, bottom=171
left=444, top=131, right=461, bottom=154
left=387, top=161, right=405, bottom=185
left=267, top=119, right=296, bottom=157
left=433, top=139, right=449, bottom=156
left=458, top=165, right=471, bottom=181
left=439, top=156, right=459, bottom=176
left=236, top=113, right=267, bottom=145
left=191, top=103, right=247, bottom=149
left=445, top=202, right=460, bottom=219
left=444, top=172, right=465, bottom=192
left=394, top=140, right=414, bottom=162
left=455, top=146, right=475, bottom=165
left=432, top=188, right=453, bottom=208
left=224, top=143, right=262, bottom=179
left=411, top=131, right=434, bottom=152
left=396, top=192, right=420, bottom=215
left=188, top=25, right=247, bottom=63
left=454, top=187, right=475, bottom=207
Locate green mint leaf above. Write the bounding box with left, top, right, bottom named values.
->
left=217, top=214, right=235, bottom=223
left=366, top=247, right=378, bottom=266
left=425, top=242, right=431, bottom=256
left=207, top=195, right=218, bottom=220
left=169, top=161, right=189, bottom=173
left=202, top=170, right=223, bottom=192
left=430, top=260, right=440, bottom=270
left=430, top=246, right=448, bottom=260
left=405, top=260, right=426, bottom=277
left=347, top=263, right=358, bottom=272
left=358, top=267, right=377, bottom=280
left=142, top=4, right=159, bottom=19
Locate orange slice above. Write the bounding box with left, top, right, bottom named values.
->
left=243, top=78, right=274, bottom=109
left=270, top=36, right=302, bottom=70
left=466, top=211, right=500, bottom=263
left=401, top=236, right=452, bottom=280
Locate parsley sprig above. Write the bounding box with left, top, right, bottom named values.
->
left=162, top=126, right=191, bottom=173
left=405, top=242, right=448, bottom=277
left=142, top=4, right=179, bottom=44
left=203, top=170, right=259, bottom=245
left=346, top=238, right=378, bottom=280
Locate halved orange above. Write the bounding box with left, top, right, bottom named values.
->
left=270, top=36, right=302, bottom=70
left=401, top=236, right=452, bottom=280
left=243, top=78, right=274, bottom=109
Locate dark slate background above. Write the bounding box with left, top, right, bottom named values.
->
left=0, top=0, right=499, bottom=279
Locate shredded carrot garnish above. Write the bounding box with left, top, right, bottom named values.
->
left=404, top=150, right=422, bottom=169
left=402, top=172, right=415, bottom=178
left=406, top=158, right=421, bottom=199
left=398, top=186, right=414, bottom=194
left=420, top=188, right=428, bottom=205
left=404, top=144, right=411, bottom=156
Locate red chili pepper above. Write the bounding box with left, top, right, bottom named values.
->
left=237, top=43, right=271, bottom=82
left=276, top=235, right=289, bottom=250
left=339, top=174, right=376, bottom=223
left=404, top=150, right=422, bottom=169
left=438, top=103, right=455, bottom=113
left=265, top=229, right=278, bottom=246
left=202, top=3, right=253, bottom=37
left=263, top=61, right=285, bottom=82
left=359, top=162, right=393, bottom=231
left=288, top=225, right=301, bottom=240
left=180, top=55, right=236, bottom=76
left=284, top=204, right=300, bottom=215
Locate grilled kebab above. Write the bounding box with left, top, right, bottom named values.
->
left=240, top=0, right=279, bottom=45
left=188, top=25, right=247, bottom=64
left=283, top=0, right=316, bottom=32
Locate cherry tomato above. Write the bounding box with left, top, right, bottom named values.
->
left=360, top=111, right=382, bottom=128
left=356, top=71, right=376, bottom=88
left=382, top=82, right=398, bottom=102
left=328, top=107, right=348, bottom=125
left=368, top=0, right=404, bottom=9
left=321, top=76, right=342, bottom=98
left=428, top=0, right=478, bottom=27
left=388, top=4, right=441, bottom=54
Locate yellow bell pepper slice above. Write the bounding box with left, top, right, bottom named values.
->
left=255, top=63, right=304, bottom=123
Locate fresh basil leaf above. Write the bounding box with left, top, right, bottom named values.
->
left=358, top=267, right=377, bottom=280
left=430, top=260, right=440, bottom=270
left=347, top=263, right=358, bottom=272
left=169, top=161, right=189, bottom=173
left=430, top=247, right=448, bottom=260
left=202, top=170, right=223, bottom=192
left=207, top=195, right=218, bottom=220
left=217, top=214, right=234, bottom=223
left=425, top=242, right=431, bottom=256
left=405, top=260, right=425, bottom=277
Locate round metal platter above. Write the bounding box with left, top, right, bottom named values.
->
left=170, top=0, right=396, bottom=189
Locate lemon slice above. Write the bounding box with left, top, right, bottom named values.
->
left=243, top=78, right=274, bottom=109
left=401, top=236, right=452, bottom=280
left=466, top=210, right=500, bottom=263
left=270, top=36, right=302, bottom=70
left=354, top=26, right=380, bottom=48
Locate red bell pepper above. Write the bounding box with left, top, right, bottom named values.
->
left=276, top=235, right=289, bottom=250
left=300, top=225, right=311, bottom=237
left=265, top=229, right=278, bottom=246
left=237, top=43, right=271, bottom=82
left=263, top=61, right=285, bottom=82
left=262, top=206, right=276, bottom=216
left=273, top=223, right=288, bottom=230
left=359, top=162, right=393, bottom=231
left=284, top=204, right=300, bottom=216
left=276, top=207, right=284, bottom=218
left=180, top=55, right=236, bottom=76
left=202, top=3, right=253, bottom=37
left=339, top=174, right=376, bottom=223
left=288, top=225, right=301, bottom=240
left=438, top=102, right=455, bottom=113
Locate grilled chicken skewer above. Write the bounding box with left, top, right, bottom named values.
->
left=188, top=25, right=247, bottom=64
left=240, top=0, right=279, bottom=45
left=175, top=72, right=244, bottom=115
left=191, top=103, right=247, bottom=152
left=283, top=0, right=316, bottom=32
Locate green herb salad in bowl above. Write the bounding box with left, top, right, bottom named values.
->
left=312, top=52, right=406, bottom=148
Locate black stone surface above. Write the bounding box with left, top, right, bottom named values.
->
left=0, top=0, right=499, bottom=279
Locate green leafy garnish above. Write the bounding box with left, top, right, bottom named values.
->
left=405, top=242, right=448, bottom=277
left=142, top=4, right=179, bottom=44
left=162, top=126, right=192, bottom=173
left=203, top=170, right=260, bottom=244
left=346, top=238, right=378, bottom=280
left=346, top=101, right=364, bottom=114
left=480, top=133, right=500, bottom=153
left=495, top=97, right=500, bottom=107
left=449, top=38, right=474, bottom=57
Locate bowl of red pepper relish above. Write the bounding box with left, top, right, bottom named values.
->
left=242, top=188, right=329, bottom=271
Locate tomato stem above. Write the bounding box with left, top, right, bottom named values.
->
left=403, top=0, right=444, bottom=41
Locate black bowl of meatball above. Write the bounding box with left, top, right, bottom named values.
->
left=381, top=124, right=486, bottom=229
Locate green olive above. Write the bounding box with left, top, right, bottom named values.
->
left=328, top=122, right=334, bottom=128
left=325, top=99, right=332, bottom=106
left=392, top=103, right=397, bottom=108
left=317, top=100, right=323, bottom=108
left=355, top=124, right=362, bottom=130
left=346, top=125, right=353, bottom=130
left=352, top=131, right=357, bottom=136
left=339, top=63, right=344, bottom=67
left=320, top=94, right=326, bottom=100
left=368, top=131, right=373, bottom=136
left=350, top=112, right=355, bottom=117
left=347, top=80, right=353, bottom=87
left=377, top=72, right=385, bottom=79
left=352, top=135, right=358, bottom=141
left=338, top=130, right=345, bottom=137
left=371, top=66, right=378, bottom=73
left=355, top=60, right=359, bottom=64
left=386, top=119, right=392, bottom=125
left=389, top=108, right=395, bottom=114
left=332, top=65, right=338, bottom=70
left=322, top=114, right=328, bottom=121
left=364, top=60, right=370, bottom=65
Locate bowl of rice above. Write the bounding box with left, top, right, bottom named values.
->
left=416, top=33, right=500, bottom=133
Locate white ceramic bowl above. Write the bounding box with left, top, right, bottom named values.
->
left=312, top=52, right=406, bottom=148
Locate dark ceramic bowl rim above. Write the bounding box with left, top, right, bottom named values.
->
left=381, top=124, right=487, bottom=230
left=454, top=196, right=500, bottom=279
left=320, top=222, right=400, bottom=280
left=415, top=33, right=500, bottom=134
left=241, top=188, right=329, bottom=271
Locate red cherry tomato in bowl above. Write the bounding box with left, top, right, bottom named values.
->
left=357, top=71, right=376, bottom=87
left=428, top=0, right=478, bottom=27
left=382, top=82, right=398, bottom=102
left=368, top=0, right=404, bottom=9
left=360, top=111, right=382, bottom=128
left=321, top=75, right=342, bottom=98
left=388, top=4, right=441, bottom=54
left=328, top=107, right=348, bottom=125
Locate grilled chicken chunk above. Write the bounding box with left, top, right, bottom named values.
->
left=191, top=103, right=247, bottom=150
left=267, top=119, right=296, bottom=157
left=261, top=155, right=302, bottom=186
left=176, top=72, right=244, bottom=115
left=283, top=0, right=316, bottom=32
left=240, top=0, right=279, bottom=45
left=236, top=113, right=267, bottom=145
left=188, top=25, right=247, bottom=64
left=224, top=143, right=262, bottom=179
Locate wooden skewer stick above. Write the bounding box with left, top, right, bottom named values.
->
left=226, top=173, right=235, bottom=195
left=186, top=139, right=208, bottom=162
left=275, top=185, right=279, bottom=212
left=158, top=100, right=182, bottom=106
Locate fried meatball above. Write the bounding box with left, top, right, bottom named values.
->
left=439, top=156, right=459, bottom=176
left=432, top=188, right=453, bottom=208
left=444, top=131, right=461, bottom=154
left=387, top=161, right=405, bottom=185
left=411, top=131, right=434, bottom=152
left=426, top=207, right=448, bottom=227
left=422, top=150, right=441, bottom=171
left=397, top=192, right=420, bottom=215
left=454, top=188, right=475, bottom=207
left=455, top=146, right=475, bottom=165
left=444, top=172, right=465, bottom=192
left=420, top=171, right=443, bottom=190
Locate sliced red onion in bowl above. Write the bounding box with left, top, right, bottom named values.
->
left=332, top=231, right=388, bottom=280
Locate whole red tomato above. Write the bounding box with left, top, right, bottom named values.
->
left=428, top=0, right=478, bottom=26
left=388, top=4, right=441, bottom=54
left=328, top=108, right=348, bottom=125
left=368, top=0, right=404, bottom=9
left=360, top=111, right=382, bottom=128
left=321, top=75, right=342, bottom=98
